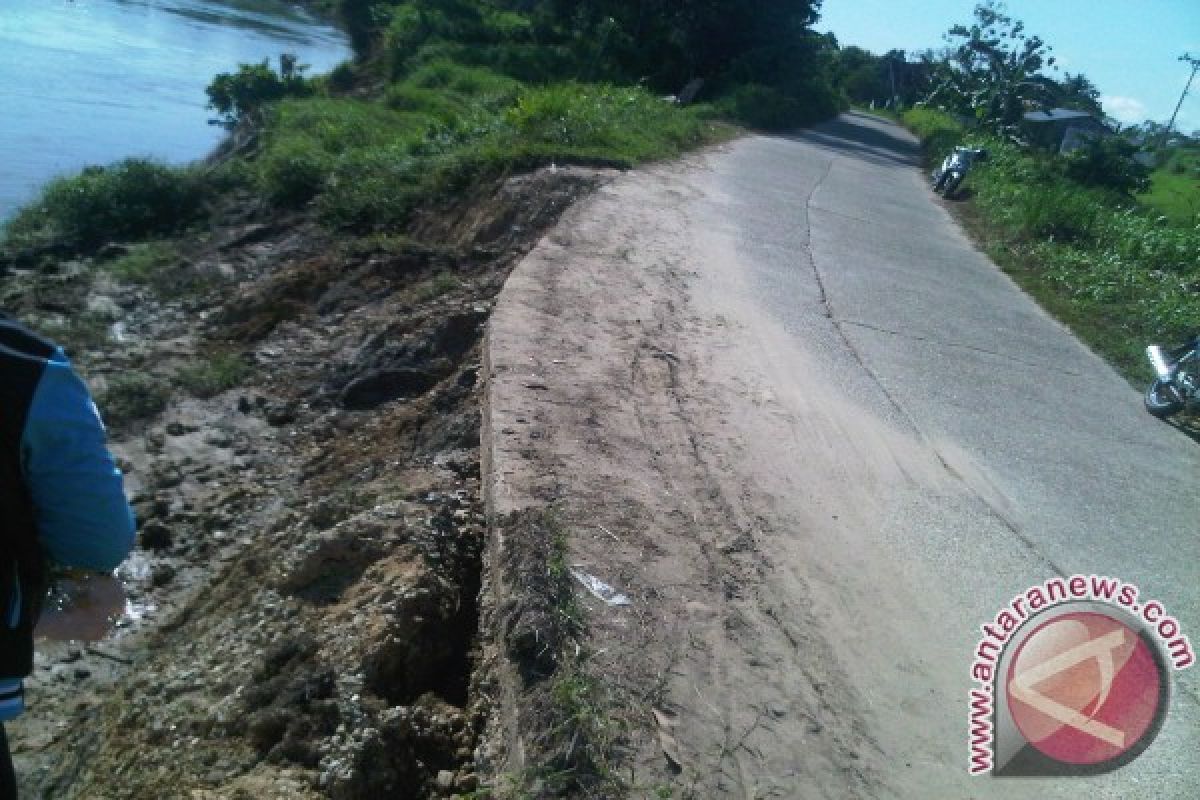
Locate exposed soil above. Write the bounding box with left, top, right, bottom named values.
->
left=2, top=165, right=610, bottom=799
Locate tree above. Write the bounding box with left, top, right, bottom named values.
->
left=206, top=55, right=311, bottom=129
left=924, top=1, right=1057, bottom=132
left=1053, top=71, right=1103, bottom=116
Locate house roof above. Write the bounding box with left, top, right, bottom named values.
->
left=1023, top=108, right=1097, bottom=123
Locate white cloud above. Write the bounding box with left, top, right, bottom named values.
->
left=1101, top=95, right=1148, bottom=125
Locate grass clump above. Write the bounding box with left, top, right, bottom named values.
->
left=98, top=373, right=171, bottom=427
left=105, top=241, right=179, bottom=284
left=174, top=353, right=251, bottom=398
left=36, top=312, right=114, bottom=359
left=411, top=271, right=461, bottom=303
left=3, top=160, right=209, bottom=253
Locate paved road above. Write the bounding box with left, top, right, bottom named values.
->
left=487, top=111, right=1199, bottom=797
left=689, top=111, right=1200, bottom=795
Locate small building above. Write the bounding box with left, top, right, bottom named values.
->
left=1022, top=109, right=1113, bottom=154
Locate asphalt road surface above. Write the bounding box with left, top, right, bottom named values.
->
left=691, top=111, right=1200, bottom=796
left=488, top=110, right=1199, bottom=797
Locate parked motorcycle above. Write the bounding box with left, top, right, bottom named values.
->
left=1144, top=335, right=1199, bottom=418
left=932, top=146, right=987, bottom=198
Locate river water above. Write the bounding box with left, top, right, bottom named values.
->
left=0, top=0, right=351, bottom=221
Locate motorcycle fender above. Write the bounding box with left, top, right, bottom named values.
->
left=1146, top=345, right=1173, bottom=381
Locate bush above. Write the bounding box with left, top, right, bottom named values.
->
left=206, top=56, right=313, bottom=128
left=105, top=241, right=178, bottom=284
left=3, top=159, right=208, bottom=251
left=249, top=71, right=714, bottom=231
left=1062, top=136, right=1150, bottom=194
left=717, top=83, right=840, bottom=131
left=1010, top=185, right=1100, bottom=242
left=327, top=61, right=358, bottom=92
left=317, top=146, right=423, bottom=228
left=383, top=84, right=469, bottom=124
left=257, top=137, right=333, bottom=207
left=98, top=373, right=170, bottom=427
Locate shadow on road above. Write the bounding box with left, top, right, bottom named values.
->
left=776, top=112, right=923, bottom=170
left=1165, top=415, right=1200, bottom=445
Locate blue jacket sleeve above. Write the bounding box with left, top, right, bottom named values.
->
left=20, top=357, right=136, bottom=572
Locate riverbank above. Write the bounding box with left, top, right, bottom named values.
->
left=6, top=162, right=618, bottom=798
left=0, top=0, right=351, bottom=222
left=0, top=4, right=848, bottom=796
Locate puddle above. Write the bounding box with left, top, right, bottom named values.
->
left=34, top=566, right=154, bottom=643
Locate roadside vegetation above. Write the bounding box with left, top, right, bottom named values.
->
left=1141, top=145, right=1200, bottom=226
left=1, top=0, right=851, bottom=266
left=899, top=4, right=1200, bottom=383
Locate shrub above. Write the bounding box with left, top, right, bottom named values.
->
left=257, top=137, right=333, bottom=207
left=206, top=56, right=313, bottom=129
left=174, top=353, right=251, bottom=398
left=255, top=98, right=435, bottom=209
left=3, top=159, right=208, bottom=251
left=716, top=83, right=839, bottom=131
left=1010, top=185, right=1099, bottom=242
left=98, top=373, right=170, bottom=427
left=105, top=241, right=178, bottom=284
left=1061, top=136, right=1150, bottom=194
left=327, top=61, right=358, bottom=92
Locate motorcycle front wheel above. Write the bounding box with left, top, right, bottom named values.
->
left=941, top=173, right=963, bottom=198
left=1144, top=378, right=1185, bottom=418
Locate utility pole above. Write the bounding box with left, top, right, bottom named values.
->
left=1164, top=53, right=1200, bottom=146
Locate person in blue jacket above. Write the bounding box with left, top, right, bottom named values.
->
left=0, top=313, right=135, bottom=798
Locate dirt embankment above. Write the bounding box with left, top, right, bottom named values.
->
left=3, top=166, right=609, bottom=799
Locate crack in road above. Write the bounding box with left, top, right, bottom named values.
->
left=837, top=318, right=1087, bottom=376
left=801, top=155, right=1069, bottom=580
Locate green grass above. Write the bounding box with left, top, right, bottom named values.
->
left=2, top=159, right=209, bottom=253
left=250, top=63, right=720, bottom=231
left=1139, top=150, right=1200, bottom=227
left=174, top=352, right=251, bottom=398
left=105, top=241, right=179, bottom=283
left=903, top=109, right=1200, bottom=382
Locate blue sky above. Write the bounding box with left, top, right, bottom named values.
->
left=816, top=0, right=1200, bottom=132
